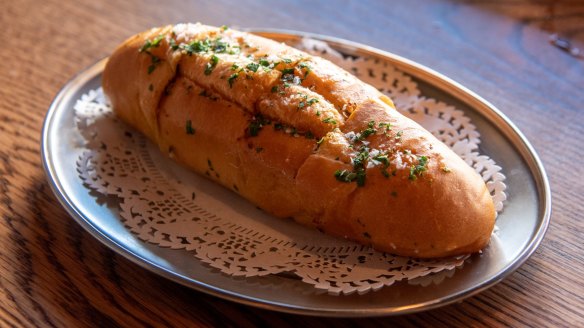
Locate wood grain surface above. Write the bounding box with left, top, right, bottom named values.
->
left=1, top=0, right=583, bottom=326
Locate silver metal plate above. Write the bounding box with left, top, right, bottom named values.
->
left=41, top=30, right=550, bottom=317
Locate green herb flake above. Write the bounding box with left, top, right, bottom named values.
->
left=220, top=25, right=229, bottom=31
left=249, top=121, right=261, bottom=136
left=213, top=39, right=228, bottom=53
left=298, top=101, right=305, bottom=109
left=271, top=85, right=279, bottom=93
left=307, top=98, right=319, bottom=106
left=298, top=62, right=312, bottom=77
left=139, top=35, right=165, bottom=53
left=169, top=38, right=179, bottom=51
left=355, top=170, right=366, bottom=186
left=316, top=110, right=321, bottom=117
left=205, top=55, right=220, bottom=75
left=281, top=68, right=295, bottom=75
left=186, top=120, right=195, bottom=135
left=184, top=39, right=211, bottom=55
left=246, top=62, right=259, bottom=72
left=378, top=122, right=392, bottom=133
left=409, top=155, right=429, bottom=180
left=359, top=121, right=377, bottom=140
left=247, top=116, right=270, bottom=137
left=334, top=170, right=357, bottom=183
left=228, top=46, right=241, bottom=55
left=373, top=154, right=389, bottom=166
left=259, top=58, right=270, bottom=67
left=322, top=117, right=337, bottom=125
left=228, top=73, right=239, bottom=88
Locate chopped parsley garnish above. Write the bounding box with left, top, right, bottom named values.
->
left=334, top=169, right=365, bottom=186
left=281, top=68, right=295, bottom=75
left=139, top=35, right=164, bottom=53
left=372, top=153, right=389, bottom=166
left=353, top=149, right=369, bottom=170
left=342, top=148, right=369, bottom=187
left=259, top=58, right=270, bottom=67
left=373, top=153, right=391, bottom=178
left=298, top=101, right=306, bottom=109
left=147, top=57, right=160, bottom=74
left=322, top=117, right=337, bottom=124
left=307, top=98, right=319, bottom=106
left=246, top=62, right=259, bottom=72
left=228, top=46, right=241, bottom=55
left=205, top=55, right=219, bottom=75
left=335, top=169, right=357, bottom=182
left=378, top=122, right=391, bottom=134
left=354, top=121, right=376, bottom=142
left=271, top=85, right=279, bottom=93
left=169, top=38, right=179, bottom=51
left=355, top=169, right=367, bottom=187
left=298, top=62, right=311, bottom=77
left=249, top=121, right=261, bottom=136
left=316, top=110, right=321, bottom=116
left=220, top=25, right=229, bottom=31
left=186, top=120, right=195, bottom=135
left=180, top=37, right=239, bottom=56
left=332, top=121, right=392, bottom=187
left=282, top=58, right=292, bottom=63
left=183, top=39, right=211, bottom=55
left=409, top=155, right=429, bottom=180
left=247, top=115, right=270, bottom=137
left=213, top=39, right=228, bottom=53
left=228, top=73, right=239, bottom=88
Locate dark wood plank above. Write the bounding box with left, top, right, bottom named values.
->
left=1, top=0, right=582, bottom=326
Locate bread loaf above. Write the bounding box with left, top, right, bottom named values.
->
left=103, top=23, right=496, bottom=258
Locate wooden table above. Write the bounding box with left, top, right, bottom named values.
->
left=1, top=0, right=582, bottom=326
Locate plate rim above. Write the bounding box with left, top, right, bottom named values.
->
left=41, top=29, right=551, bottom=317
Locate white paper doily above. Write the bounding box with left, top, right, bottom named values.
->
left=74, top=40, right=506, bottom=295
